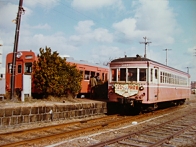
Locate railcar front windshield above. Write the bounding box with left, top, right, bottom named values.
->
left=111, top=68, right=143, bottom=82
left=128, top=68, right=137, bottom=81
left=139, top=68, right=146, bottom=81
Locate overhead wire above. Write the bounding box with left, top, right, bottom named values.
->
left=58, top=1, right=112, bottom=29
left=26, top=0, right=113, bottom=31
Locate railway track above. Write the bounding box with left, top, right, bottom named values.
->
left=0, top=105, right=189, bottom=147
left=0, top=114, right=122, bottom=147
left=0, top=105, right=180, bottom=147
left=89, top=109, right=196, bottom=147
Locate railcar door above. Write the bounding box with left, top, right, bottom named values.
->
left=7, top=63, right=12, bottom=90
left=154, top=68, right=159, bottom=100
left=15, top=61, right=23, bottom=89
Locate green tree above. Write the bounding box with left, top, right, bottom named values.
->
left=33, top=47, right=83, bottom=98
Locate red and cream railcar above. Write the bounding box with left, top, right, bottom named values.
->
left=6, top=51, right=37, bottom=92
left=5, top=51, right=109, bottom=97
left=108, top=55, right=190, bottom=113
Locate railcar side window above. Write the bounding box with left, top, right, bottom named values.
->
left=105, top=73, right=108, bottom=81
left=80, top=70, right=84, bottom=79
left=128, top=68, right=137, bottom=81
left=84, top=71, right=90, bottom=80
left=155, top=69, right=157, bottom=79
left=18, top=65, right=22, bottom=73
left=111, top=69, right=117, bottom=81
left=172, top=75, right=175, bottom=84
left=163, top=72, right=165, bottom=83
left=175, top=76, right=177, bottom=84
left=169, top=74, right=171, bottom=83
left=25, top=62, right=32, bottom=73
left=174, top=75, right=177, bottom=84
left=165, top=73, right=168, bottom=83
left=160, top=71, right=187, bottom=85
left=177, top=76, right=179, bottom=84
left=120, top=68, right=126, bottom=81
left=150, top=69, right=153, bottom=82
left=139, top=68, right=146, bottom=81
left=96, top=73, right=100, bottom=80
left=91, top=71, right=95, bottom=77
left=102, top=73, right=104, bottom=81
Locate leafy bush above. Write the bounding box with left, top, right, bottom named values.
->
left=32, top=47, right=83, bottom=98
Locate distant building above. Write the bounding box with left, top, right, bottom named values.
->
left=0, top=44, right=5, bottom=78
left=191, top=81, right=196, bottom=94
left=0, top=44, right=5, bottom=95
left=191, top=81, right=196, bottom=89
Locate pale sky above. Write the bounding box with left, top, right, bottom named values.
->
left=0, top=0, right=196, bottom=81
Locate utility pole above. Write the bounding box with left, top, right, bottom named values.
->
left=163, top=49, right=172, bottom=66
left=186, top=67, right=190, bottom=74
left=140, top=36, right=152, bottom=58
left=0, top=44, right=2, bottom=68
left=10, top=0, right=25, bottom=100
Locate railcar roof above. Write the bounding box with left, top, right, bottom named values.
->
left=111, top=56, right=164, bottom=66
left=111, top=55, right=189, bottom=75
left=111, top=56, right=151, bottom=62
left=66, top=57, right=109, bottom=69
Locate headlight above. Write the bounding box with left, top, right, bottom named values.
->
left=139, top=86, right=144, bottom=91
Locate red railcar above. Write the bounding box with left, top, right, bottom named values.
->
left=6, top=51, right=36, bottom=92
left=108, top=55, right=191, bottom=113
left=5, top=51, right=109, bottom=97
left=66, top=58, right=109, bottom=97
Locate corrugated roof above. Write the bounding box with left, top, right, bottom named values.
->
left=66, top=58, right=109, bottom=69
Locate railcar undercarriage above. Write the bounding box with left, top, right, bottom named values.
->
left=117, top=97, right=187, bottom=115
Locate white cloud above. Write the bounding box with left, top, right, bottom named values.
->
left=71, top=0, right=124, bottom=10
left=0, top=40, right=3, bottom=46
left=113, top=18, right=144, bottom=39
left=0, top=3, right=32, bottom=33
left=91, top=46, right=123, bottom=64
left=69, top=35, right=82, bottom=43
left=0, top=30, right=15, bottom=53
left=75, top=20, right=94, bottom=34
left=187, top=46, right=196, bottom=54
left=69, top=34, right=92, bottom=46
left=0, top=3, right=18, bottom=29
left=14, top=32, right=78, bottom=58
left=113, top=0, right=178, bottom=46
left=70, top=20, right=113, bottom=45
left=94, top=28, right=113, bottom=43
left=31, top=24, right=51, bottom=30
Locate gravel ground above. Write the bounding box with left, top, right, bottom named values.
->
left=1, top=94, right=196, bottom=147
left=47, top=94, right=196, bottom=147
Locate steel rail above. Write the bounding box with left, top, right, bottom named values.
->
left=148, top=121, right=196, bottom=147
left=0, top=114, right=119, bottom=136
left=0, top=105, right=187, bottom=147
left=0, top=115, right=140, bottom=147
left=1, top=112, right=157, bottom=147
left=88, top=109, right=196, bottom=147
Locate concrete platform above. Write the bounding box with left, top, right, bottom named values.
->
left=0, top=98, right=107, bottom=128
